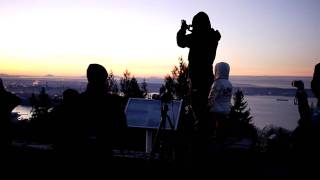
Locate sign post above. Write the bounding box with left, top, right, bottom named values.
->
left=125, top=98, right=182, bottom=153
left=146, top=130, right=153, bottom=153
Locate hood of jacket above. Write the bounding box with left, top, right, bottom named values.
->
left=215, top=62, right=230, bottom=80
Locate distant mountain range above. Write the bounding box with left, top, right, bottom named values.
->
left=2, top=74, right=314, bottom=94
left=0, top=73, right=21, bottom=77
left=44, top=74, right=55, bottom=77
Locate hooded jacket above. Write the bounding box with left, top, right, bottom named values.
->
left=208, top=62, right=232, bottom=114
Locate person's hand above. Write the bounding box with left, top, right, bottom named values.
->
left=181, top=20, right=188, bottom=30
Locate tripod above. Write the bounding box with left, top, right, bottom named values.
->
left=150, top=101, right=174, bottom=158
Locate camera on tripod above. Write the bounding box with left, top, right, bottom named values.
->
left=159, top=86, right=173, bottom=105
left=158, top=86, right=174, bottom=130
left=150, top=87, right=175, bottom=157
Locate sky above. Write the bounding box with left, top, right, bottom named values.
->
left=0, top=0, right=319, bottom=77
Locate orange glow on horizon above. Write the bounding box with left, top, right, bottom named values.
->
left=1, top=56, right=314, bottom=78
left=0, top=1, right=318, bottom=78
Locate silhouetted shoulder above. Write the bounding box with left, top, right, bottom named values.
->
left=210, top=29, right=221, bottom=41
left=110, top=94, right=125, bottom=104
left=106, top=94, right=127, bottom=127
left=0, top=91, right=21, bottom=112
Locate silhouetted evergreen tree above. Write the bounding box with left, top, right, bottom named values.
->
left=120, top=69, right=131, bottom=97
left=230, top=90, right=253, bottom=124
left=107, top=70, right=119, bottom=94
left=129, top=77, right=143, bottom=98
left=173, top=57, right=189, bottom=100
left=161, top=57, right=196, bottom=139
left=229, top=90, right=257, bottom=140
left=30, top=87, right=51, bottom=122
left=162, top=57, right=189, bottom=100
left=164, top=75, right=175, bottom=96
left=120, top=69, right=144, bottom=98
left=29, top=87, right=52, bottom=142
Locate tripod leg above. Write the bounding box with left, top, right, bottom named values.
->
left=151, top=115, right=165, bottom=157
left=167, top=115, right=174, bottom=130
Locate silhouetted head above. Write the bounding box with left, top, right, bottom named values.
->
left=63, top=89, right=79, bottom=104
left=192, top=12, right=211, bottom=32
left=311, top=63, right=320, bottom=100
left=214, top=62, right=230, bottom=80
left=312, top=63, right=320, bottom=78
left=87, top=64, right=108, bottom=85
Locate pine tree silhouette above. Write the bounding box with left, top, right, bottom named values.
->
left=120, top=69, right=131, bottom=97
left=229, top=90, right=256, bottom=140
left=230, top=90, right=253, bottom=124
left=29, top=87, right=52, bottom=142
left=120, top=69, right=145, bottom=99
left=162, top=57, right=189, bottom=100
left=106, top=70, right=119, bottom=94
left=129, top=77, right=143, bottom=98
left=30, top=87, right=51, bottom=122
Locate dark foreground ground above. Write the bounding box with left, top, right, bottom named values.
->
left=2, top=143, right=318, bottom=178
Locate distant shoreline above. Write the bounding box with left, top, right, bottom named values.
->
left=2, top=76, right=314, bottom=101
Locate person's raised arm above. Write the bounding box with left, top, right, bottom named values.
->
left=177, top=20, right=191, bottom=48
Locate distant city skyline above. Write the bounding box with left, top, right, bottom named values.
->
left=0, top=0, right=319, bottom=77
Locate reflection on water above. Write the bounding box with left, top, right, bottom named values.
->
left=12, top=106, right=32, bottom=120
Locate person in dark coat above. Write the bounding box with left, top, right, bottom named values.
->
left=79, top=64, right=127, bottom=161
left=177, top=11, right=221, bottom=131
left=292, top=63, right=320, bottom=153
left=311, top=63, right=320, bottom=107
left=0, top=78, right=21, bottom=152
left=311, top=63, right=320, bottom=148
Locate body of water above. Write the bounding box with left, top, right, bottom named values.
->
left=246, top=96, right=316, bottom=130
left=12, top=106, right=32, bottom=120
left=8, top=76, right=316, bottom=130
left=13, top=95, right=317, bottom=130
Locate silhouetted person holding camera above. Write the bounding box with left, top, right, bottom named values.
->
left=291, top=63, right=320, bottom=176
left=311, top=63, right=320, bottom=139
left=79, top=64, right=127, bottom=162
left=177, top=11, right=221, bottom=132
left=292, top=63, right=320, bottom=153
left=311, top=63, right=320, bottom=107
left=0, top=78, right=21, bottom=152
